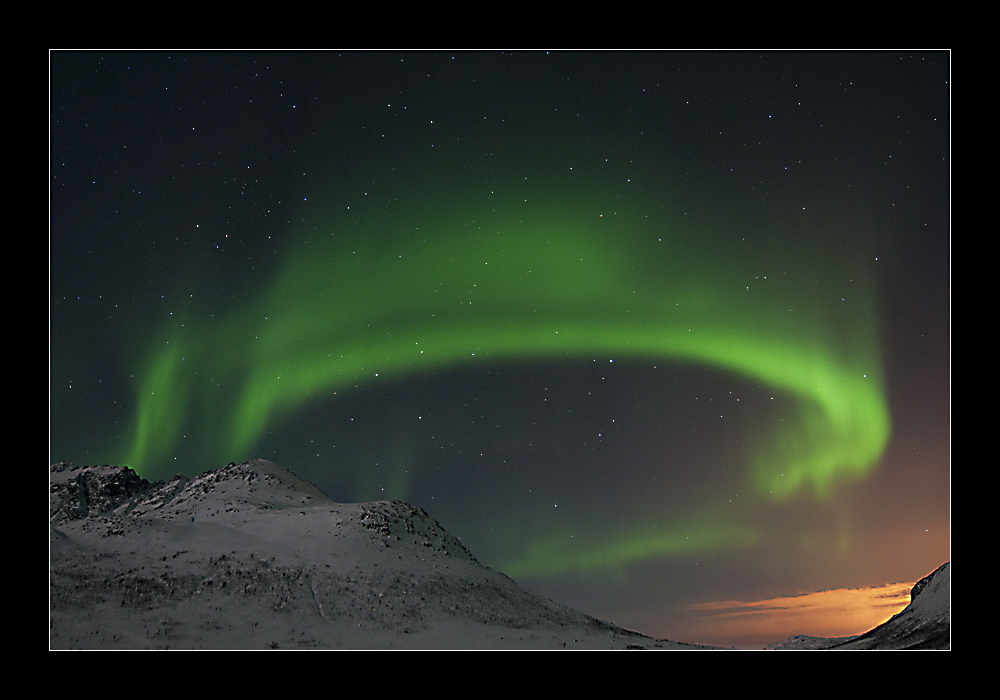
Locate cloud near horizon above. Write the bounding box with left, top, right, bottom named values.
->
left=670, top=581, right=915, bottom=646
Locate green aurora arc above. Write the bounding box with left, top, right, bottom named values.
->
left=122, top=183, right=890, bottom=523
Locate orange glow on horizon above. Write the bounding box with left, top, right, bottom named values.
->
left=670, top=581, right=915, bottom=648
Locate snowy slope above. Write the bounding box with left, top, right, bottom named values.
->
left=768, top=562, right=951, bottom=650
left=49, top=460, right=950, bottom=650
left=828, top=562, right=951, bottom=650
left=49, top=460, right=699, bottom=650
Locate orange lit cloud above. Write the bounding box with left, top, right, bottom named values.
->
left=672, top=582, right=914, bottom=648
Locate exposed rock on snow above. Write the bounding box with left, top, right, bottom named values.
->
left=49, top=460, right=695, bottom=650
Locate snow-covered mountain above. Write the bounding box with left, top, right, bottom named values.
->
left=49, top=460, right=950, bottom=650
left=49, top=459, right=699, bottom=649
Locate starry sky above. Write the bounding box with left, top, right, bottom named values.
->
left=49, top=50, right=950, bottom=647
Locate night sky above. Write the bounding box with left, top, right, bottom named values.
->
left=49, top=50, right=950, bottom=647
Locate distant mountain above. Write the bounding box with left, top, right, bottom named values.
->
left=768, top=562, right=951, bottom=650
left=49, top=460, right=697, bottom=650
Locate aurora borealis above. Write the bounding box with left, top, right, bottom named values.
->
left=50, top=51, right=950, bottom=647
left=126, top=182, right=889, bottom=502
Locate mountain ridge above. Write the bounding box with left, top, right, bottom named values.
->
left=49, top=460, right=689, bottom=649
left=49, top=460, right=949, bottom=650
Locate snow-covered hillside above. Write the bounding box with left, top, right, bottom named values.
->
left=768, top=562, right=951, bottom=650
left=828, top=561, right=951, bottom=649
left=49, top=460, right=950, bottom=650
left=49, top=460, right=699, bottom=649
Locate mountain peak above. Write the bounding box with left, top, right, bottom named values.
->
left=50, top=459, right=336, bottom=525
left=50, top=460, right=675, bottom=649
left=167, top=459, right=334, bottom=512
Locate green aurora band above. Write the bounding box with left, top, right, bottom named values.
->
left=121, top=185, right=890, bottom=574
left=493, top=499, right=766, bottom=582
